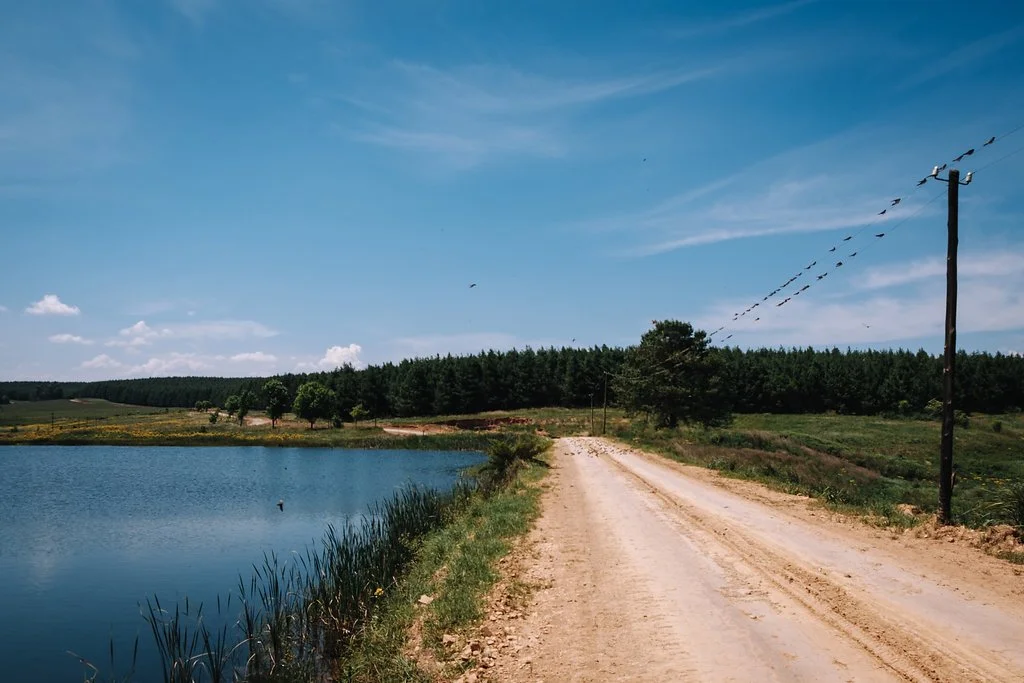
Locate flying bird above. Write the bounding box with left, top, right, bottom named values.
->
left=642, top=157, right=647, bottom=162
left=875, top=233, right=885, bottom=238
left=469, top=283, right=477, bottom=288
left=984, top=136, right=995, bottom=146
left=953, top=149, right=974, bottom=162
left=891, top=198, right=901, bottom=206
left=917, top=177, right=928, bottom=186
left=878, top=209, right=886, bottom=216
left=277, top=499, right=284, bottom=511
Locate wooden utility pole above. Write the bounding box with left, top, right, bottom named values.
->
left=602, top=374, right=609, bottom=435
left=938, top=169, right=960, bottom=524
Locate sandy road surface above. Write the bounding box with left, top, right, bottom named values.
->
left=486, top=437, right=1024, bottom=683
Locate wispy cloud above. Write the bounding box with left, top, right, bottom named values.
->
left=900, top=24, right=1024, bottom=90
left=860, top=251, right=1024, bottom=290
left=49, top=333, right=93, bottom=345
left=169, top=0, right=218, bottom=25
left=342, top=60, right=722, bottom=168
left=26, top=294, right=80, bottom=316
left=81, top=354, right=123, bottom=370
left=669, top=0, right=817, bottom=39
left=105, top=319, right=278, bottom=347
left=0, top=305, right=8, bottom=313
left=230, top=351, right=278, bottom=363
left=696, top=249, right=1024, bottom=347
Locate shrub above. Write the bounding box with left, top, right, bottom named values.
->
left=924, top=399, right=943, bottom=419
left=479, top=434, right=548, bottom=493
left=993, top=420, right=1003, bottom=433
left=1003, top=484, right=1024, bottom=533
left=209, top=410, right=219, bottom=424
left=897, top=399, right=912, bottom=417
left=954, top=409, right=970, bottom=429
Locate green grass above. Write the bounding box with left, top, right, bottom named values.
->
left=612, top=412, right=1024, bottom=530
left=0, top=398, right=165, bottom=426
left=342, top=453, right=547, bottom=682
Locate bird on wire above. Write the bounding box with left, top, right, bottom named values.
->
left=843, top=236, right=853, bottom=242
left=878, top=209, right=886, bottom=215
left=917, top=177, right=928, bottom=186
left=836, top=261, right=844, bottom=267
left=953, top=149, right=974, bottom=162
left=829, top=247, right=836, bottom=252
left=469, top=283, right=477, bottom=288
left=817, top=273, right=827, bottom=280
left=849, top=252, right=858, bottom=258
left=984, top=136, right=995, bottom=146
left=891, top=198, right=901, bottom=206
left=875, top=233, right=885, bottom=238
left=936, top=163, right=948, bottom=173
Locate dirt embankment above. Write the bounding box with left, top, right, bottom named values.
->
left=456, top=437, right=1024, bottom=682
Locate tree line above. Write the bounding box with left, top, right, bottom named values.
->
left=2, top=338, right=1023, bottom=419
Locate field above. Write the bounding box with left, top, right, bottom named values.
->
left=0, top=398, right=166, bottom=426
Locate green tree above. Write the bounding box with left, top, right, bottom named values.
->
left=209, top=410, right=220, bottom=424
left=194, top=399, right=213, bottom=413
left=236, top=389, right=255, bottom=425
left=262, top=379, right=290, bottom=428
left=224, top=395, right=239, bottom=418
left=615, top=320, right=731, bottom=428
left=293, top=381, right=335, bottom=429
left=350, top=402, right=369, bottom=425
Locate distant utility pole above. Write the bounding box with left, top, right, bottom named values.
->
left=932, top=166, right=972, bottom=524
left=590, top=393, right=595, bottom=434
left=602, top=373, right=609, bottom=435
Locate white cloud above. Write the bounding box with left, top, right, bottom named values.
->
left=230, top=351, right=278, bottom=363
left=169, top=0, right=218, bottom=24
left=320, top=344, right=363, bottom=369
left=81, top=354, right=123, bottom=369
left=48, top=333, right=93, bottom=345
left=105, top=320, right=167, bottom=347
left=26, top=294, right=80, bottom=316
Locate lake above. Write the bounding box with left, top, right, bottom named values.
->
left=0, top=445, right=484, bottom=681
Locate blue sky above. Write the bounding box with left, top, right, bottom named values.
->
left=2, top=0, right=1024, bottom=381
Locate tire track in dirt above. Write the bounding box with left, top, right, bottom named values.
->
left=480, top=438, right=1024, bottom=683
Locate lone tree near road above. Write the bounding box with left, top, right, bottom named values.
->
left=293, top=381, right=335, bottom=429
left=615, top=320, right=731, bottom=428
left=262, top=379, right=290, bottom=428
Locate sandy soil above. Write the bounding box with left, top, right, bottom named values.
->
left=468, top=437, right=1024, bottom=683
left=245, top=416, right=272, bottom=426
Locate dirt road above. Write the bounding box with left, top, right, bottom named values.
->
left=482, top=437, right=1024, bottom=682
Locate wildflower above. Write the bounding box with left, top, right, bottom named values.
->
left=374, top=587, right=384, bottom=597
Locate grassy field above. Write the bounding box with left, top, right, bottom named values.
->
left=0, top=398, right=166, bottom=426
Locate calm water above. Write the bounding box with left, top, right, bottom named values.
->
left=0, top=445, right=483, bottom=681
